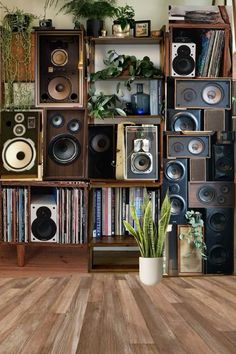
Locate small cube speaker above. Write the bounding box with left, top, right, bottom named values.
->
left=171, top=43, right=196, bottom=77
left=167, top=133, right=211, bottom=159
left=175, top=78, right=231, bottom=109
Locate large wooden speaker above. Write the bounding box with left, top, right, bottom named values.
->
left=0, top=110, right=41, bottom=179
left=44, top=109, right=87, bottom=180
left=36, top=30, right=84, bottom=107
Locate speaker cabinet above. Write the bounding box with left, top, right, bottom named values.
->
left=212, top=144, right=234, bottom=181
left=188, top=182, right=235, bottom=208
left=204, top=109, right=226, bottom=132
left=167, top=109, right=201, bottom=131
left=175, top=78, right=231, bottom=109
left=0, top=110, right=41, bottom=179
left=88, top=125, right=115, bottom=179
left=189, top=159, right=207, bottom=181
left=125, top=125, right=158, bottom=180
left=204, top=208, right=234, bottom=274
left=171, top=43, right=196, bottom=77
left=162, top=159, right=188, bottom=224
left=31, top=194, right=58, bottom=242
left=36, top=30, right=84, bottom=107
left=44, top=109, right=87, bottom=180
left=167, top=133, right=211, bottom=159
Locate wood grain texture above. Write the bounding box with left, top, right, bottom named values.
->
left=0, top=275, right=235, bottom=353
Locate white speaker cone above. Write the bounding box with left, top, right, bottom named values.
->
left=202, top=85, right=223, bottom=105
left=51, top=49, right=68, bottom=66
left=2, top=138, right=36, bottom=172
left=13, top=124, right=26, bottom=136
left=14, top=112, right=25, bottom=123
left=48, top=76, right=71, bottom=101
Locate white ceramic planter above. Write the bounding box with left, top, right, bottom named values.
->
left=139, top=257, right=163, bottom=286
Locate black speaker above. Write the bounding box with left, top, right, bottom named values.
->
left=125, top=125, right=158, bottom=180
left=204, top=208, right=234, bottom=274
left=162, top=159, right=188, bottom=224
left=212, top=144, right=234, bottom=181
left=0, top=110, right=41, bottom=179
left=44, top=109, right=87, bottom=180
left=88, top=125, right=115, bottom=179
left=36, top=30, right=84, bottom=107
left=167, top=109, right=201, bottom=131
left=175, top=78, right=231, bottom=109
left=167, top=133, right=211, bottom=158
left=188, top=181, right=235, bottom=208
left=171, top=43, right=196, bottom=77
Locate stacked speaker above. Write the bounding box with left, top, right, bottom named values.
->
left=165, top=31, right=234, bottom=274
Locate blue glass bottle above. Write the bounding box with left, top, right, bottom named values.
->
left=131, top=83, right=150, bottom=115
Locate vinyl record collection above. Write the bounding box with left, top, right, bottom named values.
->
left=0, top=6, right=235, bottom=273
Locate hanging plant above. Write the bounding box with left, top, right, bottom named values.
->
left=0, top=2, right=37, bottom=110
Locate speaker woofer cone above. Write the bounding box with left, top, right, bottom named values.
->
left=188, top=138, right=205, bottom=155
left=48, top=76, right=71, bottom=101
left=67, top=119, right=80, bottom=133
left=49, top=134, right=80, bottom=165
left=208, top=245, right=228, bottom=266
left=131, top=153, right=153, bottom=173
left=90, top=134, right=110, bottom=152
left=31, top=218, right=57, bottom=241
left=2, top=138, right=36, bottom=172
left=172, top=56, right=195, bottom=76
left=209, top=212, right=227, bottom=232
left=51, top=49, right=68, bottom=66
left=14, top=113, right=25, bottom=123
left=170, top=195, right=186, bottom=215
left=198, top=186, right=215, bottom=203
left=202, top=85, right=223, bottom=105
left=165, top=160, right=185, bottom=181
left=172, top=111, right=198, bottom=131
left=50, top=114, right=65, bottom=128
left=13, top=124, right=26, bottom=136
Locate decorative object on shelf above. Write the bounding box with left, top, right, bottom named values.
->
left=90, top=49, right=162, bottom=91
left=54, top=0, right=117, bottom=37
left=112, top=4, right=135, bottom=37
left=131, top=83, right=150, bottom=115
left=123, top=191, right=171, bottom=285
left=0, top=2, right=37, bottom=109
left=178, top=210, right=206, bottom=273
left=40, top=0, right=55, bottom=28
left=134, top=20, right=151, bottom=38
left=87, top=87, right=126, bottom=119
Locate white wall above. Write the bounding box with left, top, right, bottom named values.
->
left=0, top=0, right=233, bottom=32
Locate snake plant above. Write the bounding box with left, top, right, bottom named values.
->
left=123, top=191, right=171, bottom=258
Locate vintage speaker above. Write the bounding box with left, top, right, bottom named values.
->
left=171, top=43, right=196, bottom=77
left=0, top=110, right=41, bottom=179
left=36, top=30, right=84, bottom=107
left=175, top=78, right=231, bottom=109
left=204, top=208, right=234, bottom=274
left=125, top=125, right=158, bottom=180
left=88, top=125, right=115, bottom=179
left=189, top=159, right=207, bottom=181
left=188, top=181, right=235, bottom=208
left=31, top=194, right=58, bottom=242
left=167, top=109, right=201, bottom=131
left=162, top=159, right=188, bottom=224
left=167, top=133, right=211, bottom=158
left=44, top=109, right=86, bottom=180
left=212, top=144, right=234, bottom=181
left=204, top=109, right=227, bottom=132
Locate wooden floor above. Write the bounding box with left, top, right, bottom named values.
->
left=0, top=273, right=236, bottom=354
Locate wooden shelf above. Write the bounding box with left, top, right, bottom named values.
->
left=88, top=116, right=162, bottom=125
left=89, top=235, right=137, bottom=247
left=169, top=22, right=230, bottom=29
left=0, top=242, right=87, bottom=248
left=0, top=180, right=89, bottom=187
left=90, top=36, right=163, bottom=45
left=89, top=178, right=162, bottom=188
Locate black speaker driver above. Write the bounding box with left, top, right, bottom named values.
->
left=31, top=218, right=57, bottom=241
left=90, top=134, right=110, bottom=153
left=172, top=111, right=198, bottom=131
left=36, top=206, right=52, bottom=219
left=209, top=212, right=227, bottom=232
left=198, top=186, right=215, bottom=203
left=50, top=114, right=65, bottom=128
left=172, top=56, right=195, bottom=76
left=49, top=134, right=80, bottom=165
left=183, top=88, right=197, bottom=102
left=170, top=195, right=186, bottom=215
left=216, top=158, right=232, bottom=174
left=165, top=160, right=185, bottom=181
left=131, top=153, right=152, bottom=173
left=67, top=119, right=80, bottom=133
left=208, top=245, right=228, bottom=266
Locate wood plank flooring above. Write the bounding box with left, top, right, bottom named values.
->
left=0, top=274, right=236, bottom=353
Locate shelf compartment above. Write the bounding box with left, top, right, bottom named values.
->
left=88, top=116, right=162, bottom=125
left=89, top=249, right=139, bottom=272
left=90, top=37, right=163, bottom=45
left=89, top=235, right=137, bottom=247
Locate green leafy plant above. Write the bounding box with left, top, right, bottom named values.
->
left=87, top=87, right=126, bottom=119
left=123, top=191, right=171, bottom=258
left=0, top=2, right=37, bottom=109
left=90, top=49, right=162, bottom=91
left=179, top=210, right=207, bottom=259
left=113, top=4, right=135, bottom=30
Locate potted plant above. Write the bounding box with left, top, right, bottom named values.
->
left=48, top=0, right=116, bottom=37
left=0, top=2, right=37, bottom=109
left=112, top=4, right=135, bottom=37
left=123, top=191, right=171, bottom=285
left=179, top=210, right=206, bottom=260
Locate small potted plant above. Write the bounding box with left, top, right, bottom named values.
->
left=123, top=191, right=171, bottom=286
left=112, top=4, right=135, bottom=37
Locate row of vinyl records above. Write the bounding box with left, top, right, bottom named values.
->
left=197, top=29, right=225, bottom=77
left=92, top=187, right=161, bottom=238
left=1, top=187, right=86, bottom=244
